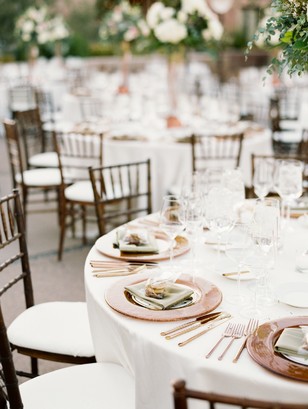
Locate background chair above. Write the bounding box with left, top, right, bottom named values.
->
left=173, top=379, right=307, bottom=409
left=54, top=130, right=104, bottom=260
left=8, top=82, right=37, bottom=116
left=0, top=189, right=95, bottom=379
left=89, top=159, right=152, bottom=236
left=3, top=119, right=61, bottom=228
left=14, top=108, right=58, bottom=168
left=191, top=132, right=244, bottom=173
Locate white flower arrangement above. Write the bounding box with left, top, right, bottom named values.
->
left=144, top=0, right=223, bottom=53
left=16, top=6, right=69, bottom=45
left=99, top=1, right=148, bottom=49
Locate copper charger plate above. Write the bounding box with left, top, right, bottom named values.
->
left=247, top=316, right=308, bottom=382
left=105, top=272, right=222, bottom=322
left=95, top=231, right=190, bottom=262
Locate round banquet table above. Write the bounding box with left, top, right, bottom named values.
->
left=85, top=214, right=308, bottom=409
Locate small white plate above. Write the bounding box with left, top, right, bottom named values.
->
left=275, top=282, right=308, bottom=308
left=281, top=353, right=308, bottom=367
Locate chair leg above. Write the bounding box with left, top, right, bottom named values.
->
left=81, top=205, right=87, bottom=245
left=22, top=187, right=28, bottom=230
left=71, top=203, right=76, bottom=238
left=31, top=357, right=39, bottom=377
left=58, top=203, right=67, bottom=261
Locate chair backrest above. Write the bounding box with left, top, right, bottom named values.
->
left=3, top=119, right=27, bottom=188
left=8, top=83, right=37, bottom=116
left=298, top=129, right=308, bottom=155
left=0, top=190, right=35, bottom=409
left=191, top=132, right=244, bottom=173
left=35, top=88, right=56, bottom=124
left=14, top=108, right=45, bottom=163
left=89, top=159, right=152, bottom=236
left=79, top=97, right=103, bottom=122
left=173, top=379, right=308, bottom=409
left=54, top=131, right=104, bottom=185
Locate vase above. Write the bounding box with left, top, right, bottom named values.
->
left=118, top=42, right=131, bottom=95
left=166, top=54, right=183, bottom=128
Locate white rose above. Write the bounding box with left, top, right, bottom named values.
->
left=154, top=18, right=187, bottom=43
left=181, top=0, right=214, bottom=18
left=23, top=20, right=34, bottom=33
left=38, top=31, right=50, bottom=44
left=177, top=10, right=187, bottom=23
left=208, top=18, right=223, bottom=40
left=146, top=2, right=165, bottom=28
left=22, top=33, right=31, bottom=42
left=160, top=6, right=175, bottom=20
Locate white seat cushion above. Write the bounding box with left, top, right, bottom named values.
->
left=8, top=302, right=94, bottom=357
left=16, top=168, right=61, bottom=186
left=20, top=363, right=135, bottom=409
left=29, top=152, right=59, bottom=168
left=65, top=180, right=94, bottom=203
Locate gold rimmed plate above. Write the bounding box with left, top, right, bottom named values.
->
left=95, top=230, right=190, bottom=262
left=105, top=272, right=223, bottom=322
left=247, top=316, right=308, bottom=382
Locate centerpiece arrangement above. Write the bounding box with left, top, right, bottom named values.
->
left=248, top=0, right=308, bottom=76
left=143, top=0, right=223, bottom=127
left=99, top=0, right=149, bottom=93
left=16, top=5, right=70, bottom=64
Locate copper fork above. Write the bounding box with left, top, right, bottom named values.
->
left=205, top=322, right=234, bottom=359
left=217, top=323, right=245, bottom=361
left=232, top=318, right=259, bottom=363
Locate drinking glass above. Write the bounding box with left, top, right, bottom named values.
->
left=225, top=222, right=254, bottom=305
left=182, top=194, right=204, bottom=282
left=205, top=186, right=235, bottom=270
left=253, top=158, right=274, bottom=200
left=274, top=159, right=303, bottom=228
left=252, top=197, right=280, bottom=306
left=159, top=195, right=186, bottom=268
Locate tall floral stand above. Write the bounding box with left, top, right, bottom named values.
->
left=118, top=42, right=131, bottom=94
left=166, top=54, right=182, bottom=128
left=28, top=44, right=39, bottom=81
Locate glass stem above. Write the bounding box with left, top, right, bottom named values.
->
left=237, top=262, right=242, bottom=299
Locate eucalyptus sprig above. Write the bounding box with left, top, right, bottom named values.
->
left=247, top=0, right=308, bottom=76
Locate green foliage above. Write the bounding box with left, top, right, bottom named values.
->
left=249, top=0, right=308, bottom=76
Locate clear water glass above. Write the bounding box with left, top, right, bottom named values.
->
left=253, top=158, right=274, bottom=200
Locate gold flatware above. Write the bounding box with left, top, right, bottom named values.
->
left=205, top=322, right=234, bottom=358
left=92, top=264, right=146, bottom=278
left=178, top=315, right=232, bottom=347
left=217, top=323, right=245, bottom=361
left=222, top=271, right=250, bottom=277
left=232, top=318, right=259, bottom=363
left=160, top=311, right=222, bottom=337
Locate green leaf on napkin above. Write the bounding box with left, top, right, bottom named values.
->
left=125, top=281, right=194, bottom=310
left=274, top=327, right=308, bottom=360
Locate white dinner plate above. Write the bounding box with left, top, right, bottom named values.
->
left=281, top=353, right=308, bottom=367
left=275, top=282, right=308, bottom=308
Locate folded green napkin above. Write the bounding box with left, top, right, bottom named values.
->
left=274, top=327, right=308, bottom=360
left=115, top=229, right=159, bottom=253
left=125, top=281, right=194, bottom=310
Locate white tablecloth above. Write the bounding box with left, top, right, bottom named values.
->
left=103, top=130, right=272, bottom=212
left=85, top=216, right=308, bottom=409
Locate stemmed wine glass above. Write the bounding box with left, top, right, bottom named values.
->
left=225, top=221, right=254, bottom=305
left=204, top=186, right=235, bottom=271
left=182, top=193, right=204, bottom=282
left=159, top=195, right=186, bottom=272
left=253, top=158, right=274, bottom=200
left=274, top=159, right=303, bottom=229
